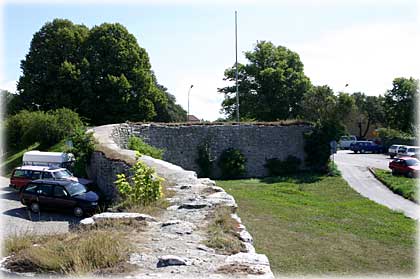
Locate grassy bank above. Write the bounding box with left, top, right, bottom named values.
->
left=372, top=168, right=418, bottom=203
left=217, top=174, right=416, bottom=276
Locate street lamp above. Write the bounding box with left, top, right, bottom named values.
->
left=187, top=84, right=193, bottom=122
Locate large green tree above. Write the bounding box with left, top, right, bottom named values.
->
left=15, top=19, right=184, bottom=125
left=219, top=41, right=311, bottom=121
left=384, top=77, right=418, bottom=133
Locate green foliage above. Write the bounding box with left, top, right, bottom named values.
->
left=127, top=136, right=163, bottom=159
left=219, top=41, right=311, bottom=121
left=304, top=120, right=345, bottom=172
left=115, top=159, right=163, bottom=207
left=5, top=108, right=84, bottom=149
left=384, top=77, right=418, bottom=133
left=15, top=19, right=184, bottom=125
left=196, top=142, right=214, bottom=178
left=218, top=148, right=247, bottom=179
left=68, top=127, right=95, bottom=177
left=372, top=169, right=417, bottom=203
left=264, top=156, right=302, bottom=176
left=327, top=160, right=341, bottom=177
left=376, top=128, right=415, bottom=150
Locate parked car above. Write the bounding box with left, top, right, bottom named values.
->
left=397, top=146, right=420, bottom=158
left=10, top=166, right=92, bottom=190
left=23, top=151, right=75, bottom=169
left=338, top=135, right=357, bottom=149
left=388, top=157, right=420, bottom=178
left=20, top=180, right=99, bottom=217
left=388, top=144, right=406, bottom=158
left=349, top=141, right=383, bottom=153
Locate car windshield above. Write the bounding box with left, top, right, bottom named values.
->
left=406, top=159, right=420, bottom=166
left=53, top=169, right=72, bottom=179
left=65, top=182, right=87, bottom=196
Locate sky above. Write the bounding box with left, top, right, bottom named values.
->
left=0, top=0, right=419, bottom=121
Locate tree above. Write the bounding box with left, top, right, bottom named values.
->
left=300, top=85, right=336, bottom=122
left=384, top=77, right=418, bottom=133
left=15, top=19, right=184, bottom=125
left=219, top=41, right=311, bottom=121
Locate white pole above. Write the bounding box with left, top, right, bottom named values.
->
left=187, top=85, right=193, bottom=122
left=235, top=11, right=239, bottom=123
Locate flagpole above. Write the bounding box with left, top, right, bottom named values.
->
left=235, top=11, right=239, bottom=123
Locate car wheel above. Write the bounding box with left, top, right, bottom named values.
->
left=360, top=149, right=365, bottom=154
left=391, top=169, right=397, bottom=176
left=390, top=155, right=395, bottom=159
left=407, top=172, right=414, bottom=178
left=74, top=207, right=84, bottom=217
left=30, top=202, right=40, bottom=213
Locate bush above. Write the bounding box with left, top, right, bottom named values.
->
left=218, top=148, right=247, bottom=179
left=264, top=156, right=301, bottom=176
left=68, top=127, right=95, bottom=177
left=115, top=159, right=163, bottom=207
left=376, top=128, right=415, bottom=150
left=196, top=142, right=215, bottom=178
left=304, top=120, right=345, bottom=172
left=5, top=108, right=84, bottom=150
left=127, top=136, right=164, bottom=159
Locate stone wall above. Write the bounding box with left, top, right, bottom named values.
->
left=112, top=123, right=312, bottom=178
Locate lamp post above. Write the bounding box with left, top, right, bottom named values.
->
left=187, top=84, right=193, bottom=122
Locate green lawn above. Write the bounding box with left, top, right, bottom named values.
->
left=217, top=174, right=416, bottom=276
left=372, top=169, right=418, bottom=203
left=1, top=140, right=69, bottom=177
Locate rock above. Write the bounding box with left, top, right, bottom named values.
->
left=178, top=201, right=208, bottom=209
left=80, top=217, right=95, bottom=225
left=196, top=244, right=215, bottom=253
left=157, top=255, right=187, bottom=268
left=225, top=252, right=270, bottom=266
left=239, top=230, right=253, bottom=244
left=206, top=191, right=237, bottom=209
left=167, top=205, right=179, bottom=211
left=161, top=220, right=196, bottom=235
left=180, top=185, right=192, bottom=190
left=92, top=212, right=157, bottom=222
left=244, top=242, right=256, bottom=254
left=197, top=178, right=216, bottom=186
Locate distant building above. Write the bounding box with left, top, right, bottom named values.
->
left=187, top=115, right=200, bottom=122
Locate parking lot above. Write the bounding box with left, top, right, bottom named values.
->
left=0, top=176, right=80, bottom=237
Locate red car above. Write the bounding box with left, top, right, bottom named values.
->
left=388, top=157, right=420, bottom=178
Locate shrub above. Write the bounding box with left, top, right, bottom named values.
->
left=5, top=108, right=84, bottom=150
left=196, top=142, right=215, bottom=178
left=218, top=148, right=247, bottom=179
left=115, top=159, right=163, bottom=207
left=68, top=127, right=95, bottom=177
left=264, top=156, right=301, bottom=176
left=376, top=128, right=415, bottom=150
left=127, top=136, right=164, bottom=159
left=304, top=120, right=345, bottom=172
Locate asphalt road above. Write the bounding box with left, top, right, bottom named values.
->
left=335, top=150, right=420, bottom=220
left=0, top=176, right=80, bottom=237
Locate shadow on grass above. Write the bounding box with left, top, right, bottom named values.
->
left=261, top=172, right=323, bottom=184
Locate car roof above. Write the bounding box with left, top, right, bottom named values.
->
left=15, top=166, right=67, bottom=172
left=398, top=157, right=420, bottom=161
left=29, top=179, right=74, bottom=186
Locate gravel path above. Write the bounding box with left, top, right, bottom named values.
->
left=335, top=150, right=420, bottom=220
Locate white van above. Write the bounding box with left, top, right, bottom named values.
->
left=22, top=151, right=75, bottom=169
left=338, top=135, right=357, bottom=149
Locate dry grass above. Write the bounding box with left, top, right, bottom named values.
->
left=204, top=206, right=246, bottom=255
left=3, top=219, right=140, bottom=275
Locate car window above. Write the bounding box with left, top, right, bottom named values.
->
left=408, top=148, right=415, bottom=152
left=37, top=184, right=53, bottom=196
left=406, top=159, right=419, bottom=166
left=24, top=184, right=38, bottom=193
left=53, top=186, right=68, bottom=198
left=42, top=172, right=54, bottom=179
left=31, top=171, right=42, bottom=180
left=53, top=170, right=72, bottom=179
left=65, top=182, right=87, bottom=196
left=13, top=170, right=29, bottom=178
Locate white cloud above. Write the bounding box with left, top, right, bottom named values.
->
left=291, top=22, right=420, bottom=95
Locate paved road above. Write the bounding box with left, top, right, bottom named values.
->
left=0, top=176, right=80, bottom=237
left=335, top=150, right=420, bottom=220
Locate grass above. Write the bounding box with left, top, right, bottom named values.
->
left=217, top=174, right=416, bottom=276
left=1, top=140, right=69, bottom=177
left=372, top=168, right=418, bottom=203
left=3, top=219, right=140, bottom=275
left=204, top=206, right=246, bottom=255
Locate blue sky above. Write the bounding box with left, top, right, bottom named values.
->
left=1, top=0, right=419, bottom=120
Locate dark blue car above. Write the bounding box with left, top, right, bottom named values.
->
left=350, top=141, right=383, bottom=154
left=20, top=179, right=99, bottom=217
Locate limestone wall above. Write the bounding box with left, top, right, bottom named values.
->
left=112, top=123, right=312, bottom=178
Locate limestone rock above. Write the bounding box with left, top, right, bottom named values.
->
left=80, top=217, right=94, bottom=225
left=239, top=230, right=253, bottom=244
left=178, top=201, right=208, bottom=210
left=161, top=220, right=196, bottom=235
left=157, top=255, right=187, bottom=268
left=225, top=252, right=270, bottom=266
left=92, top=212, right=157, bottom=222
